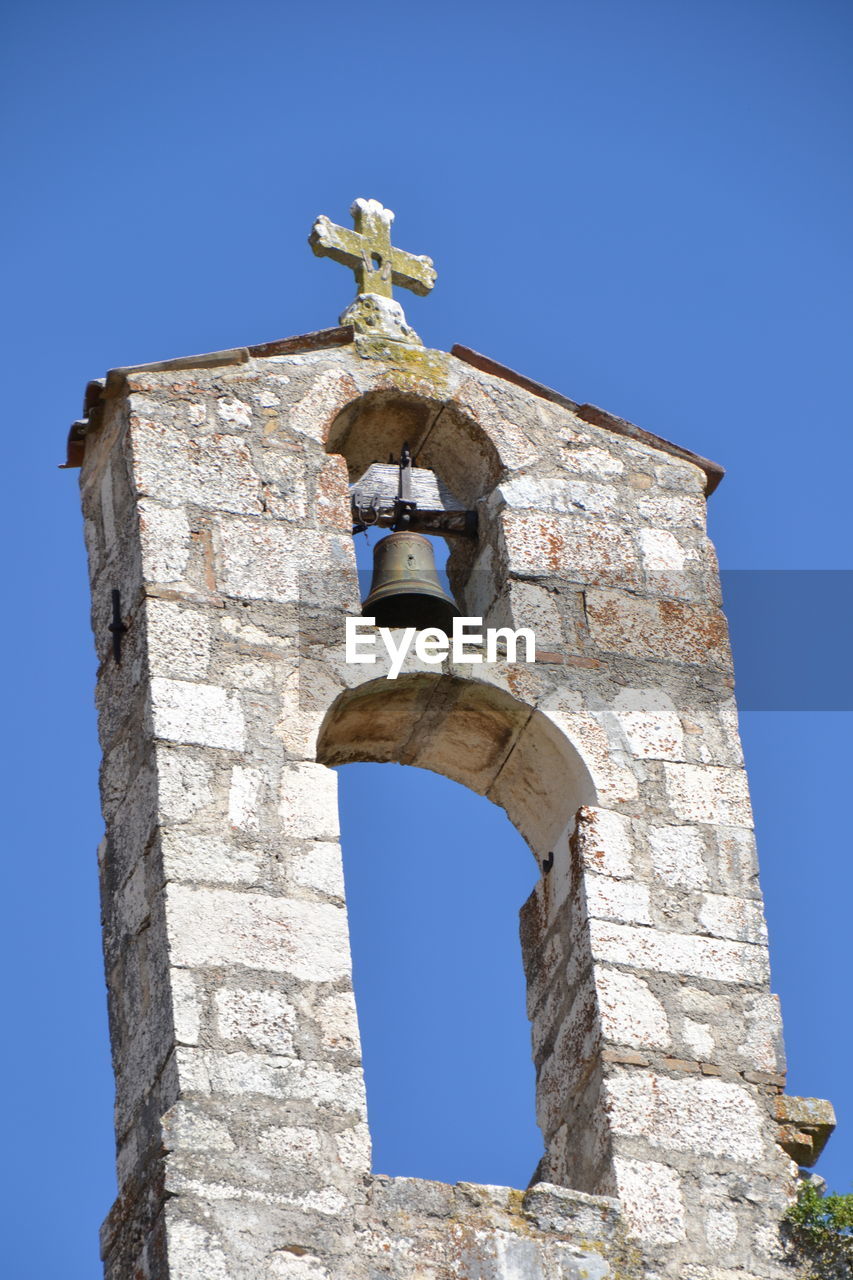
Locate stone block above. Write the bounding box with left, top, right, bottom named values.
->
left=538, top=697, right=639, bottom=807
left=714, top=826, right=760, bottom=894
left=648, top=824, right=710, bottom=889
left=503, top=510, right=641, bottom=589
left=488, top=579, right=567, bottom=649
left=454, top=376, right=542, bottom=473
left=174, top=1048, right=367, bottom=1116
left=144, top=598, right=212, bottom=679
left=227, top=765, right=263, bottom=832
left=150, top=677, right=246, bottom=751
left=165, top=885, right=352, bottom=982
left=573, top=807, right=635, bottom=879
left=170, top=967, right=201, bottom=1045
left=496, top=473, right=619, bottom=518
left=559, top=443, right=625, bottom=477
left=589, top=920, right=770, bottom=985
left=214, top=516, right=350, bottom=603
left=637, top=490, right=705, bottom=530
left=698, top=893, right=768, bottom=944
left=586, top=588, right=731, bottom=667
left=664, top=763, right=752, bottom=827
left=370, top=1173, right=456, bottom=1220
left=314, top=991, right=362, bottom=1055
left=605, top=1072, right=767, bottom=1162
left=584, top=874, right=652, bottom=925
left=704, top=1206, right=739, bottom=1250
left=288, top=841, right=346, bottom=901
left=162, top=1101, right=236, bottom=1153
left=137, top=498, right=192, bottom=584
left=641, top=534, right=713, bottom=607
left=279, top=763, right=340, bottom=841
left=611, top=1156, right=686, bottom=1245
left=334, top=1122, right=371, bottom=1173
left=535, top=978, right=601, bottom=1133
left=258, top=445, right=309, bottom=520
left=214, top=986, right=297, bottom=1056
left=129, top=417, right=262, bottom=514
left=257, top=1124, right=323, bottom=1166
left=102, top=763, right=159, bottom=890
left=612, top=687, right=685, bottom=760
left=164, top=1217, right=231, bottom=1280
left=285, top=368, right=360, bottom=444
left=215, top=394, right=253, bottom=428
left=682, top=1018, right=715, bottom=1060
left=738, top=993, right=786, bottom=1075
left=774, top=1096, right=836, bottom=1165
left=160, top=830, right=261, bottom=885
left=595, top=967, right=671, bottom=1050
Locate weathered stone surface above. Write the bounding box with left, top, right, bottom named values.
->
left=612, top=1156, right=686, bottom=1245
left=774, top=1096, right=836, bottom=1165
left=595, top=968, right=671, bottom=1050
left=584, top=874, right=652, bottom=925
left=589, top=920, right=770, bottom=985
left=214, top=987, right=297, bottom=1056
left=605, top=1073, right=766, bottom=1162
left=586, top=588, right=731, bottom=667
left=648, top=824, right=709, bottom=890
left=503, top=510, right=642, bottom=587
left=663, top=763, right=752, bottom=827
left=573, top=807, right=635, bottom=880
left=612, top=688, right=685, bottom=760
left=129, top=416, right=263, bottom=513
left=340, top=293, right=423, bottom=344
left=149, top=677, right=246, bottom=751
left=279, top=762, right=340, bottom=840
left=166, top=885, right=351, bottom=981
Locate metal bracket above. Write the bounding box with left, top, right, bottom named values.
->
left=108, top=589, right=127, bottom=662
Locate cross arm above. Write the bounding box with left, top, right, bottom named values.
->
left=309, top=215, right=365, bottom=271
left=388, top=246, right=437, bottom=297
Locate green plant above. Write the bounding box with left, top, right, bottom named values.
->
left=783, top=1180, right=853, bottom=1278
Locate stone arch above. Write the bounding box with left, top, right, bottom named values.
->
left=317, top=672, right=611, bottom=1194
left=323, top=387, right=508, bottom=607
left=316, top=672, right=596, bottom=861
left=325, top=388, right=503, bottom=508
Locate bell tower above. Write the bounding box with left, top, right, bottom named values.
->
left=68, top=199, right=834, bottom=1279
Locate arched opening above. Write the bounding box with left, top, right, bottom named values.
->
left=336, top=761, right=541, bottom=1187
left=317, top=676, right=599, bottom=1190
left=326, top=388, right=505, bottom=621
left=317, top=675, right=596, bottom=860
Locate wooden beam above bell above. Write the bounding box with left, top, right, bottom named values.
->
left=350, top=459, right=477, bottom=538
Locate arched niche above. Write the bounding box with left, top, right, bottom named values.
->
left=324, top=388, right=510, bottom=620
left=316, top=673, right=596, bottom=862
left=325, top=389, right=503, bottom=508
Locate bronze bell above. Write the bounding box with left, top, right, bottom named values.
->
left=362, top=532, right=460, bottom=634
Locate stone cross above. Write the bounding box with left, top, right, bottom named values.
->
left=310, top=198, right=437, bottom=301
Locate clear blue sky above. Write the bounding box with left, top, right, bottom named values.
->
left=2, top=2, right=851, bottom=1275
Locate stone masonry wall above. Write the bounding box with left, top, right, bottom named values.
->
left=78, top=334, right=797, bottom=1280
